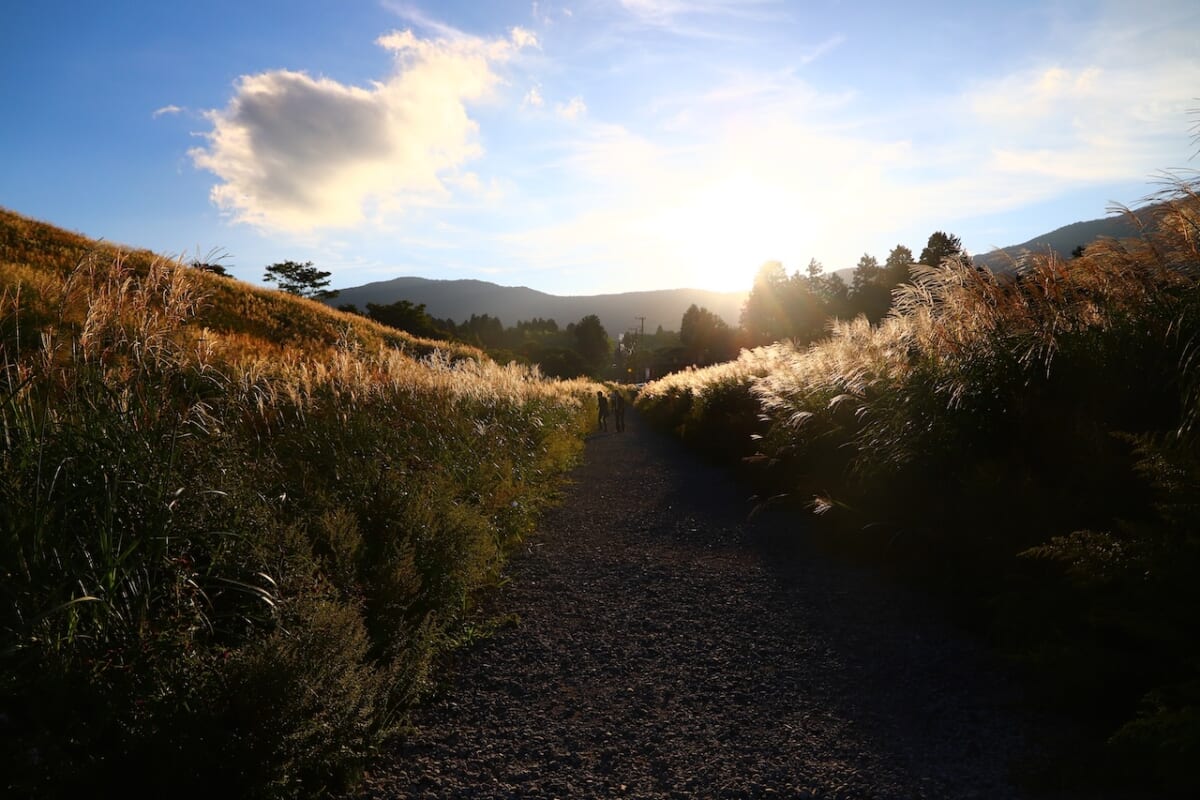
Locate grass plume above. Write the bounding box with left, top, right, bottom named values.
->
left=0, top=208, right=601, bottom=798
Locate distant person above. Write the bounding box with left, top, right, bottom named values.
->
left=612, top=391, right=626, bottom=432
left=597, top=390, right=609, bottom=432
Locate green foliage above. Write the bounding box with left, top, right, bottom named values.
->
left=191, top=259, right=230, bottom=276
left=919, top=230, right=970, bottom=268
left=263, top=260, right=338, bottom=300
left=364, top=298, right=448, bottom=340
left=567, top=314, right=610, bottom=376
left=680, top=304, right=735, bottom=366
left=849, top=252, right=896, bottom=323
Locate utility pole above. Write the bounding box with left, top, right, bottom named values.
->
left=634, top=316, right=647, bottom=381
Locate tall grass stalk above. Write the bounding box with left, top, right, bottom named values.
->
left=1, top=237, right=598, bottom=798
left=636, top=178, right=1200, bottom=790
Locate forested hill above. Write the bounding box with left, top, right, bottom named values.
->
left=327, top=276, right=748, bottom=336
left=972, top=204, right=1154, bottom=271
left=331, top=204, right=1158, bottom=334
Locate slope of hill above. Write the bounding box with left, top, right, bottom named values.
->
left=0, top=207, right=599, bottom=798
left=972, top=205, right=1153, bottom=271
left=329, top=276, right=749, bottom=336
left=0, top=206, right=481, bottom=361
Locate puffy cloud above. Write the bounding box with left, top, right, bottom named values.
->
left=190, top=27, right=533, bottom=231
left=510, top=26, right=540, bottom=49
left=556, top=96, right=587, bottom=120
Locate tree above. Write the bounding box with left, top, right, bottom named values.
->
left=365, top=299, right=445, bottom=339
left=459, top=313, right=505, bottom=348
left=263, top=260, right=338, bottom=299
left=850, top=253, right=881, bottom=294
left=805, top=257, right=824, bottom=281
left=883, top=244, right=916, bottom=285
left=805, top=259, right=850, bottom=320
left=191, top=260, right=230, bottom=277
left=919, top=231, right=970, bottom=269
left=740, top=261, right=793, bottom=346
left=848, top=253, right=894, bottom=323
left=680, top=304, right=735, bottom=366
left=515, top=317, right=558, bottom=335
left=567, top=314, right=610, bottom=375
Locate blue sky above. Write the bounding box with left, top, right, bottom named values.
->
left=3, top=1, right=1198, bottom=295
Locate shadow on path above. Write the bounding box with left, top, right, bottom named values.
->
left=353, top=408, right=1086, bottom=799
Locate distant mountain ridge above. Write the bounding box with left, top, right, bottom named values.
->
left=329, top=276, right=749, bottom=337
left=972, top=206, right=1153, bottom=271
left=330, top=206, right=1159, bottom=333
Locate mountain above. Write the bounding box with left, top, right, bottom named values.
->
left=971, top=206, right=1155, bottom=272
left=328, top=276, right=749, bottom=337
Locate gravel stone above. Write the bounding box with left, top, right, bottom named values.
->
left=351, top=409, right=1114, bottom=799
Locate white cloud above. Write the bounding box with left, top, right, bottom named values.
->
left=523, top=86, right=545, bottom=108
left=966, top=55, right=1200, bottom=184
left=556, top=96, right=587, bottom=120
left=798, top=34, right=844, bottom=65
left=499, top=3, right=1200, bottom=291
left=510, top=26, right=540, bottom=49
left=152, top=104, right=182, bottom=118
left=380, top=1, right=466, bottom=39
left=190, top=27, right=534, bottom=232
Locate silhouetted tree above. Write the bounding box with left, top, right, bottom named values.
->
left=919, top=231, right=970, bottom=268
left=740, top=261, right=793, bottom=346
left=191, top=260, right=230, bottom=277
left=515, top=317, right=559, bottom=334
left=263, top=260, right=338, bottom=299
left=805, top=259, right=850, bottom=320
left=365, top=299, right=445, bottom=339
left=535, top=347, right=588, bottom=379
left=849, top=253, right=893, bottom=323
left=568, top=314, right=610, bottom=375
left=850, top=253, right=881, bottom=293
left=883, top=244, right=916, bottom=285
left=460, top=313, right=505, bottom=348
left=680, top=304, right=735, bottom=365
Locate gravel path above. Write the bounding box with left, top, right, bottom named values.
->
left=354, top=409, right=1076, bottom=799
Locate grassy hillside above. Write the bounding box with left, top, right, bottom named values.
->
left=637, top=180, right=1200, bottom=793
left=0, top=208, right=602, bottom=798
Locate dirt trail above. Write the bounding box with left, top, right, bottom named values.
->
left=354, top=409, right=1070, bottom=799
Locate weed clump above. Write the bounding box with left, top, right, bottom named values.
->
left=0, top=215, right=598, bottom=798
left=637, top=178, right=1200, bottom=792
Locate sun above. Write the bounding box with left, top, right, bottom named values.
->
left=652, top=172, right=805, bottom=292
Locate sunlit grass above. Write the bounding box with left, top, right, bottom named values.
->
left=0, top=208, right=601, bottom=797
left=637, top=177, right=1200, bottom=791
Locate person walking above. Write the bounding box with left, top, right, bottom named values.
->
left=612, top=390, right=626, bottom=432
left=597, top=390, right=610, bottom=432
